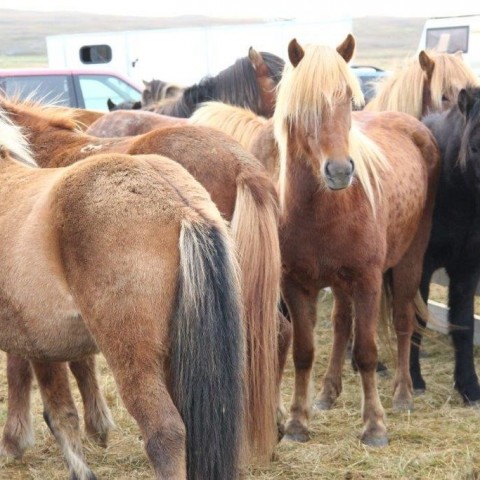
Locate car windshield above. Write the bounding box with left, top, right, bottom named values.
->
left=77, top=74, right=141, bottom=111
left=0, top=74, right=72, bottom=106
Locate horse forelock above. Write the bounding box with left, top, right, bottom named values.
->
left=274, top=43, right=364, bottom=209
left=261, top=52, right=285, bottom=85
left=429, top=52, right=480, bottom=112
left=0, top=109, right=37, bottom=167
left=366, top=56, right=426, bottom=118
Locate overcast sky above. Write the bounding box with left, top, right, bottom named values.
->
left=1, top=0, right=478, bottom=19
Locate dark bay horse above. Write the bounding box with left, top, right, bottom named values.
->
left=409, top=87, right=480, bottom=404
left=0, top=95, right=282, bottom=464
left=366, top=49, right=479, bottom=119
left=147, top=47, right=284, bottom=118
left=274, top=35, right=440, bottom=446
left=0, top=113, right=245, bottom=479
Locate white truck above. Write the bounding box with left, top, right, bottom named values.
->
left=46, top=16, right=352, bottom=85
left=417, top=14, right=480, bottom=71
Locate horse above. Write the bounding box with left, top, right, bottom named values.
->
left=145, top=47, right=284, bottom=118
left=365, top=49, right=479, bottom=119
left=0, top=112, right=245, bottom=479
left=272, top=35, right=440, bottom=446
left=408, top=87, right=480, bottom=404
left=86, top=109, right=188, bottom=137
left=189, top=102, right=278, bottom=180
left=107, top=97, right=141, bottom=111
left=0, top=95, right=283, bottom=464
left=141, top=79, right=184, bottom=107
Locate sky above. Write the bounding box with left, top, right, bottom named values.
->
left=1, top=0, right=479, bottom=19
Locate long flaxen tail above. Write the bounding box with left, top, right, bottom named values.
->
left=230, top=161, right=281, bottom=463
left=171, top=219, right=246, bottom=480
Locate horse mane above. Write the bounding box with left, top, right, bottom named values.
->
left=154, top=51, right=285, bottom=117
left=0, top=109, right=37, bottom=166
left=367, top=50, right=479, bottom=118
left=0, top=95, right=83, bottom=132
left=274, top=43, right=387, bottom=211
left=189, top=101, right=269, bottom=151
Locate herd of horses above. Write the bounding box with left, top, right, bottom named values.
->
left=0, top=33, right=480, bottom=479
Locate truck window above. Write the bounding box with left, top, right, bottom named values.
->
left=77, top=74, right=141, bottom=111
left=0, top=75, right=72, bottom=106
left=426, top=26, right=469, bottom=53
left=80, top=45, right=112, bottom=64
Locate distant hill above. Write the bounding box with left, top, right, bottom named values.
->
left=0, top=9, right=427, bottom=69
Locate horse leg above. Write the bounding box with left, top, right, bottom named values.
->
left=0, top=354, right=35, bottom=458
left=69, top=356, right=114, bottom=447
left=281, top=276, right=319, bottom=443
left=352, top=275, right=387, bottom=446
left=276, top=309, right=292, bottom=440
left=447, top=268, right=480, bottom=404
left=32, top=361, right=96, bottom=480
left=409, top=258, right=436, bottom=393
left=316, top=287, right=353, bottom=410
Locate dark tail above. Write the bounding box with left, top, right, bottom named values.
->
left=171, top=220, right=245, bottom=480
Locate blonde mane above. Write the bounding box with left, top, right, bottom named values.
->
left=0, top=109, right=37, bottom=166
left=366, top=50, right=480, bottom=118
left=0, top=95, right=83, bottom=132
left=274, top=42, right=387, bottom=211
left=189, top=101, right=269, bottom=151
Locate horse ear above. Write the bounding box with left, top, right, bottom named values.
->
left=248, top=47, right=264, bottom=70
left=419, top=50, right=435, bottom=82
left=336, top=34, right=355, bottom=63
left=107, top=98, right=116, bottom=111
left=288, top=39, right=305, bottom=67
left=132, top=101, right=142, bottom=110
left=142, top=80, right=150, bottom=88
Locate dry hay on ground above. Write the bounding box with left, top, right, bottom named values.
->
left=1, top=290, right=479, bottom=479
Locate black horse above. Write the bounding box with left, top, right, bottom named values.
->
left=410, top=86, right=480, bottom=404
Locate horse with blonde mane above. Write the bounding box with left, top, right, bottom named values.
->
left=272, top=35, right=440, bottom=446
left=0, top=112, right=245, bottom=479
left=365, top=49, right=480, bottom=403
left=0, top=95, right=283, bottom=465
left=366, top=49, right=479, bottom=119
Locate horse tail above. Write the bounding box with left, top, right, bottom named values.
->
left=171, top=219, right=245, bottom=480
left=231, top=164, right=281, bottom=463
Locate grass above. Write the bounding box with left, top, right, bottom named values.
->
left=1, top=290, right=479, bottom=479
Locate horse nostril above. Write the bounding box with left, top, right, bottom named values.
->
left=349, top=158, right=355, bottom=175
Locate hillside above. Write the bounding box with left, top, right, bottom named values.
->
left=0, top=9, right=427, bottom=69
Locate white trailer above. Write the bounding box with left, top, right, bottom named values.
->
left=46, top=16, right=352, bottom=85
left=417, top=14, right=480, bottom=71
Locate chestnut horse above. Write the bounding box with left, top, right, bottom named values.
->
left=0, top=95, right=282, bottom=464
left=0, top=113, right=245, bottom=479
left=273, top=35, right=440, bottom=446
left=366, top=49, right=479, bottom=119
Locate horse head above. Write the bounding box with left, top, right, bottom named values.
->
left=276, top=35, right=363, bottom=191
left=458, top=87, right=480, bottom=184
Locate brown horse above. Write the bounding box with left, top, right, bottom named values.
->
left=86, top=109, right=188, bottom=137
left=365, top=49, right=479, bottom=119
left=0, top=95, right=282, bottom=464
left=0, top=113, right=245, bottom=479
left=272, top=35, right=440, bottom=446
left=189, top=102, right=278, bottom=181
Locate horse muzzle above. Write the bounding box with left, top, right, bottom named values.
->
left=324, top=158, right=355, bottom=190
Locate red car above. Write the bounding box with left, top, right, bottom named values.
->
left=0, top=67, right=142, bottom=111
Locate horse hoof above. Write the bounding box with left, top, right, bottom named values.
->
left=313, top=399, right=334, bottom=411
left=283, top=431, right=310, bottom=443
left=283, top=421, right=310, bottom=443
left=413, top=388, right=426, bottom=396
left=361, top=434, right=389, bottom=447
